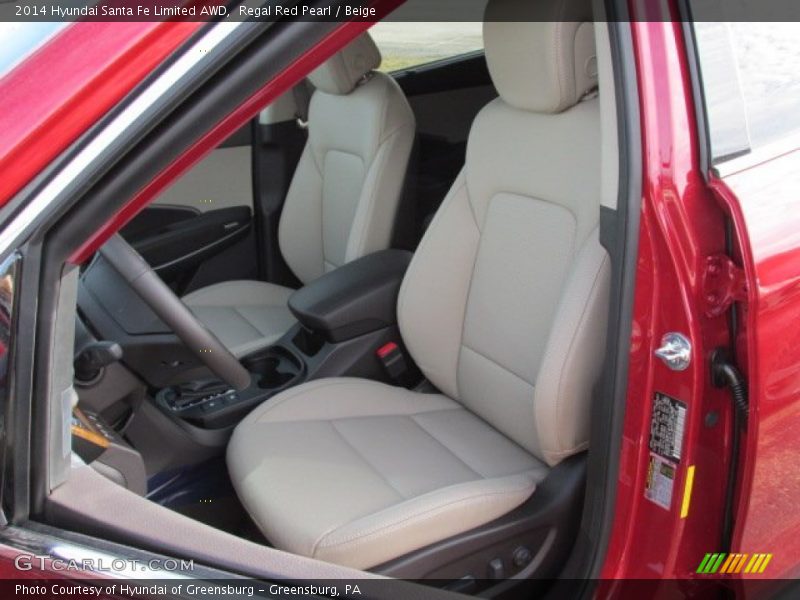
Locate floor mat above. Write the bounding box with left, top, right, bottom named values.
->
left=147, top=457, right=268, bottom=544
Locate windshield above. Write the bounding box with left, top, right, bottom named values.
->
left=0, top=23, right=66, bottom=79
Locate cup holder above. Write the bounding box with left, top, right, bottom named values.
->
left=243, top=346, right=302, bottom=390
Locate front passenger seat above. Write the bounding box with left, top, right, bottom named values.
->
left=228, top=0, right=610, bottom=571
left=183, top=33, right=415, bottom=358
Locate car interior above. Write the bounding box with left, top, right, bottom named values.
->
left=32, top=0, right=627, bottom=594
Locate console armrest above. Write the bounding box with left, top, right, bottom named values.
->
left=288, top=250, right=413, bottom=343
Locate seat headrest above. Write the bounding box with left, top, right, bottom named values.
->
left=484, top=0, right=597, bottom=114
left=308, top=33, right=382, bottom=95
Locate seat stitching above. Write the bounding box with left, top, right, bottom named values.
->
left=409, top=414, right=489, bottom=479
left=250, top=381, right=453, bottom=424
left=460, top=343, right=535, bottom=387
left=232, top=307, right=272, bottom=337
left=309, top=421, right=406, bottom=556
left=329, top=420, right=405, bottom=498
left=315, top=482, right=535, bottom=552
left=550, top=251, right=608, bottom=460
left=406, top=414, right=483, bottom=480
left=321, top=148, right=366, bottom=270
left=411, top=415, right=547, bottom=481
left=252, top=381, right=369, bottom=422
left=453, top=188, right=483, bottom=400
left=347, top=126, right=410, bottom=261
left=396, top=175, right=467, bottom=355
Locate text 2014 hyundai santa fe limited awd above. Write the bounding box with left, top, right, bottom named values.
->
left=0, top=0, right=799, bottom=598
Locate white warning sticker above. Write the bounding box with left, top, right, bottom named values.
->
left=645, top=452, right=677, bottom=511
left=649, top=392, right=688, bottom=463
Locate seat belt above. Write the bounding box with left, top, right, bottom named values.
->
left=292, top=79, right=312, bottom=130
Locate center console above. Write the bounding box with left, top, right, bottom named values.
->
left=155, top=249, right=415, bottom=430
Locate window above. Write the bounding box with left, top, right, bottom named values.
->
left=370, top=22, right=484, bottom=72
left=693, top=22, right=800, bottom=163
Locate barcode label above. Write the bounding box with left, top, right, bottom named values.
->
left=649, top=392, right=688, bottom=463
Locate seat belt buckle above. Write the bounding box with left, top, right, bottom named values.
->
left=376, top=342, right=408, bottom=381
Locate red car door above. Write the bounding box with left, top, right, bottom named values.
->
left=692, top=22, right=800, bottom=581
left=602, top=16, right=800, bottom=588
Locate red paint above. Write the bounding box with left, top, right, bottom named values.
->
left=69, top=20, right=371, bottom=262
left=0, top=21, right=202, bottom=207
left=710, top=153, right=800, bottom=579
left=1, top=0, right=798, bottom=587
left=600, top=15, right=736, bottom=580
left=700, top=254, right=748, bottom=319
left=602, top=5, right=800, bottom=583
left=70, top=2, right=404, bottom=263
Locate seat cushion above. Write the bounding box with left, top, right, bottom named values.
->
left=182, top=280, right=296, bottom=358
left=227, top=378, right=548, bottom=570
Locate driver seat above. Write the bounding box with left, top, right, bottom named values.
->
left=183, top=33, right=415, bottom=358
left=228, top=0, right=609, bottom=571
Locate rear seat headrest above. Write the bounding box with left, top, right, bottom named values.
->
left=308, top=32, right=382, bottom=96
left=484, top=0, right=598, bottom=114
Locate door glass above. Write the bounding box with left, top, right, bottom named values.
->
left=692, top=21, right=800, bottom=162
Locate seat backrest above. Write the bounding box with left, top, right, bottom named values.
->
left=278, top=33, right=416, bottom=284
left=397, top=0, right=610, bottom=467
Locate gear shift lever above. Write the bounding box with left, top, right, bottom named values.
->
left=163, top=379, right=236, bottom=411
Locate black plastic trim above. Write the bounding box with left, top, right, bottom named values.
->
left=288, top=249, right=412, bottom=343
left=393, top=51, right=492, bottom=97
left=550, top=10, right=644, bottom=594
left=679, top=8, right=713, bottom=180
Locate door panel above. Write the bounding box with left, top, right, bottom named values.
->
left=149, top=145, right=253, bottom=213
left=127, top=206, right=251, bottom=282
left=121, top=125, right=258, bottom=293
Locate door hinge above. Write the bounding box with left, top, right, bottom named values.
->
left=702, top=254, right=748, bottom=318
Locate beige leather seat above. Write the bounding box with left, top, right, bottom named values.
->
left=183, top=33, right=415, bottom=358
left=228, top=0, right=609, bottom=571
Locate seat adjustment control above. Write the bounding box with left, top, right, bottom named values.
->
left=488, top=557, right=505, bottom=579
left=512, top=545, right=534, bottom=569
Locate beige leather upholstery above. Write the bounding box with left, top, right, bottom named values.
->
left=184, top=33, right=415, bottom=356
left=307, top=33, right=382, bottom=95
left=228, top=379, right=548, bottom=570
left=181, top=281, right=296, bottom=358
left=278, top=49, right=416, bottom=281
left=399, top=101, right=608, bottom=465
left=484, top=0, right=597, bottom=113
left=229, top=0, right=609, bottom=570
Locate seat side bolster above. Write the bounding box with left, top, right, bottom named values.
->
left=312, top=473, right=537, bottom=570
left=534, top=229, right=611, bottom=466
left=397, top=174, right=479, bottom=399
left=344, top=121, right=416, bottom=263
left=278, top=143, right=326, bottom=284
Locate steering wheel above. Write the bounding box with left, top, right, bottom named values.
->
left=98, top=234, right=252, bottom=391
